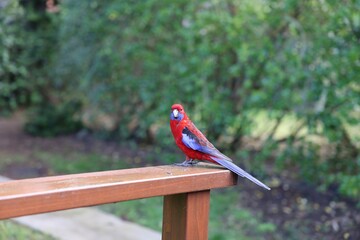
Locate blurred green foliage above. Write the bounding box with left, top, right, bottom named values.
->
left=24, top=101, right=82, bottom=137
left=0, top=0, right=27, bottom=113
left=1, top=0, right=359, bottom=198
left=0, top=220, right=54, bottom=240
left=0, top=0, right=58, bottom=113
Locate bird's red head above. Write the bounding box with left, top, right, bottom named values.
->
left=170, top=104, right=186, bottom=122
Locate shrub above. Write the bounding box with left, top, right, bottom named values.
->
left=24, top=101, right=83, bottom=137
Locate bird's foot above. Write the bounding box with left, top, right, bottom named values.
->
left=174, top=159, right=199, bottom=167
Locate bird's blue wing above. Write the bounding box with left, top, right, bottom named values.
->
left=181, top=126, right=232, bottom=161
left=182, top=127, right=204, bottom=151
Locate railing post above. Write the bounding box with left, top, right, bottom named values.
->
left=162, top=190, right=210, bottom=240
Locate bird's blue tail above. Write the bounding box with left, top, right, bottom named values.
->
left=211, top=156, right=271, bottom=190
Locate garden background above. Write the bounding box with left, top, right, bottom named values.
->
left=1, top=0, right=359, bottom=239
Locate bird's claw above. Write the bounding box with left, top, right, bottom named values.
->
left=174, top=159, right=199, bottom=167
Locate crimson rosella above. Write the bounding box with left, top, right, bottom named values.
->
left=170, top=103, right=270, bottom=190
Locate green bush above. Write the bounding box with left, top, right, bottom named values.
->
left=0, top=0, right=28, bottom=113
left=24, top=101, right=83, bottom=137
left=0, top=0, right=59, bottom=114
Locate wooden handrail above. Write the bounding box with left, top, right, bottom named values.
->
left=0, top=164, right=237, bottom=239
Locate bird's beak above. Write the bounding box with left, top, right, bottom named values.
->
left=173, top=109, right=179, bottom=118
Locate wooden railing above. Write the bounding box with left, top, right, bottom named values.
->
left=0, top=164, right=237, bottom=240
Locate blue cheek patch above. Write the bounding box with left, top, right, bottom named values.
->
left=170, top=112, right=184, bottom=121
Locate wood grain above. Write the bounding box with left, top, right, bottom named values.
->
left=162, top=191, right=210, bottom=240
left=0, top=164, right=237, bottom=219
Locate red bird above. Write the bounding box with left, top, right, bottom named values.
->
left=170, top=103, right=270, bottom=190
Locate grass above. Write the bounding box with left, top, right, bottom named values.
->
left=209, top=188, right=277, bottom=240
left=100, top=197, right=164, bottom=231
left=0, top=220, right=54, bottom=240
left=35, top=151, right=129, bottom=174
